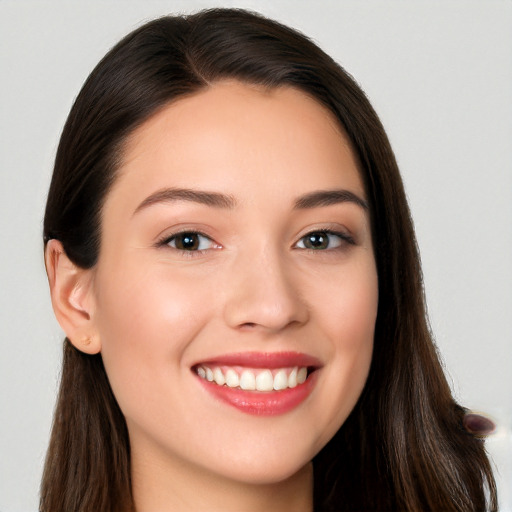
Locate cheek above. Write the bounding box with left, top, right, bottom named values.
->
left=331, top=260, right=378, bottom=374
left=309, top=258, right=378, bottom=436
left=315, top=256, right=378, bottom=347
left=92, top=261, right=214, bottom=414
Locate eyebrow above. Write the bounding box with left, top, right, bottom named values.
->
left=293, top=189, right=368, bottom=211
left=133, top=187, right=237, bottom=215
left=133, top=186, right=368, bottom=216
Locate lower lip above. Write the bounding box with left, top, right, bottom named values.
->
left=196, top=372, right=318, bottom=416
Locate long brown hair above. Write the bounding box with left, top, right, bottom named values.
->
left=42, top=8, right=497, bottom=511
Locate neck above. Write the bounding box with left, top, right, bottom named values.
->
left=131, top=446, right=313, bottom=512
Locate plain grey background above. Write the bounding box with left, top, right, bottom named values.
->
left=1, top=1, right=511, bottom=510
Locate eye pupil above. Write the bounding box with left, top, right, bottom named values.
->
left=305, top=232, right=328, bottom=250
left=176, top=233, right=199, bottom=250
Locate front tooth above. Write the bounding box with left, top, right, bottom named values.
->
left=225, top=368, right=239, bottom=388
left=205, top=367, right=214, bottom=382
left=213, top=368, right=225, bottom=386
left=256, top=370, right=274, bottom=391
left=240, top=370, right=256, bottom=390
left=288, top=367, right=298, bottom=388
left=273, top=369, right=288, bottom=390
left=297, top=367, right=307, bottom=384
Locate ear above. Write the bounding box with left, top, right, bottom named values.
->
left=45, top=239, right=101, bottom=354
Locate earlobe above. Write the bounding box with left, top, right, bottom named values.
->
left=45, top=239, right=101, bottom=354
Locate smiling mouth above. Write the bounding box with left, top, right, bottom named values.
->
left=195, top=365, right=310, bottom=391
left=192, top=352, right=320, bottom=415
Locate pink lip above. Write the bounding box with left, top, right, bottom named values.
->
left=192, top=351, right=321, bottom=416
left=194, top=351, right=322, bottom=369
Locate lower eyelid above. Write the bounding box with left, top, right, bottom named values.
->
left=295, top=231, right=354, bottom=250
left=158, top=231, right=217, bottom=251
left=157, top=229, right=354, bottom=253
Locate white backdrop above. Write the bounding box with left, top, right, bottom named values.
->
left=1, top=1, right=511, bottom=510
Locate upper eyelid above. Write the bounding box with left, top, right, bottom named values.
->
left=158, top=231, right=220, bottom=256
left=294, top=229, right=354, bottom=248
left=295, top=227, right=354, bottom=242
left=155, top=226, right=355, bottom=248
left=157, top=228, right=214, bottom=243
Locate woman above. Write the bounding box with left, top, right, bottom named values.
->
left=41, top=8, right=496, bottom=512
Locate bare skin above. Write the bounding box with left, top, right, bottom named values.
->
left=47, top=81, right=378, bottom=511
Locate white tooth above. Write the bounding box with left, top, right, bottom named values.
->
left=205, top=367, right=214, bottom=382
left=297, top=367, right=307, bottom=384
left=256, top=370, right=274, bottom=391
left=213, top=368, right=225, bottom=386
left=288, top=367, right=298, bottom=388
left=225, top=369, right=240, bottom=388
left=240, top=370, right=256, bottom=390
left=197, top=367, right=206, bottom=379
left=273, top=369, right=288, bottom=390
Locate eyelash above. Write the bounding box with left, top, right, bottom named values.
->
left=157, top=230, right=218, bottom=256
left=295, top=230, right=355, bottom=251
left=156, top=229, right=354, bottom=256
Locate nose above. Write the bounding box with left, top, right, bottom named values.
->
left=222, top=246, right=309, bottom=333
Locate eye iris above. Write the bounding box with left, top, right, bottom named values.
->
left=175, top=233, right=199, bottom=250
left=305, top=232, right=328, bottom=250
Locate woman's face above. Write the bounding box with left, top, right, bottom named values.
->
left=88, top=81, right=378, bottom=485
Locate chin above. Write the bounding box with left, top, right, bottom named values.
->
left=201, top=439, right=317, bottom=486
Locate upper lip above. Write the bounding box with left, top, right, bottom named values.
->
left=192, top=351, right=322, bottom=369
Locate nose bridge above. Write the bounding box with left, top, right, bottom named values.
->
left=223, top=242, right=308, bottom=332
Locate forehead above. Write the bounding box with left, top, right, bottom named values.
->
left=108, top=81, right=364, bottom=209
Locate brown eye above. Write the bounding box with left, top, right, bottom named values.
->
left=167, top=232, right=214, bottom=251
left=296, top=231, right=347, bottom=250
left=304, top=232, right=329, bottom=249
